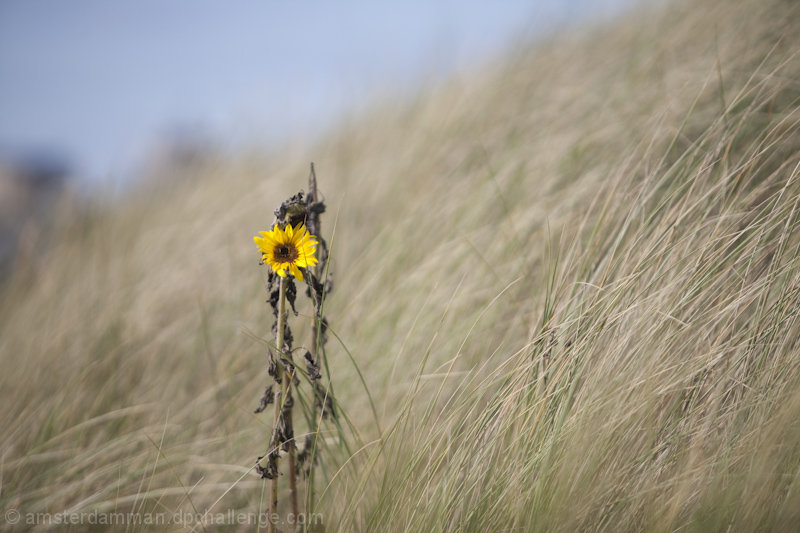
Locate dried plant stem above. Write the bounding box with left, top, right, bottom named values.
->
left=307, top=164, right=321, bottom=512
left=268, top=277, right=287, bottom=533
left=308, top=321, right=319, bottom=500
left=283, top=354, right=300, bottom=521
left=269, top=276, right=300, bottom=531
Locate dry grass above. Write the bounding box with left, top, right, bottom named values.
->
left=2, top=0, right=799, bottom=530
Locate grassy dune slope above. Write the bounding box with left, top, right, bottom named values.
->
left=2, top=0, right=800, bottom=530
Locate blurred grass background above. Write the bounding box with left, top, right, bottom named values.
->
left=2, top=0, right=800, bottom=530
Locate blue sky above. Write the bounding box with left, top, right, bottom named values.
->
left=0, top=1, right=638, bottom=186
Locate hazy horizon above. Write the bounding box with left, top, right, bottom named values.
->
left=0, top=0, right=640, bottom=188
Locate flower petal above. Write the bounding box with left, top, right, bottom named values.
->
left=289, top=263, right=303, bottom=282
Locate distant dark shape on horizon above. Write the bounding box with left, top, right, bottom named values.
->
left=0, top=148, right=71, bottom=275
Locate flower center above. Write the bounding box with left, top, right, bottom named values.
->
left=274, top=243, right=299, bottom=263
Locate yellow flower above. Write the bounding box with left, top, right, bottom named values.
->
left=254, top=222, right=318, bottom=281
